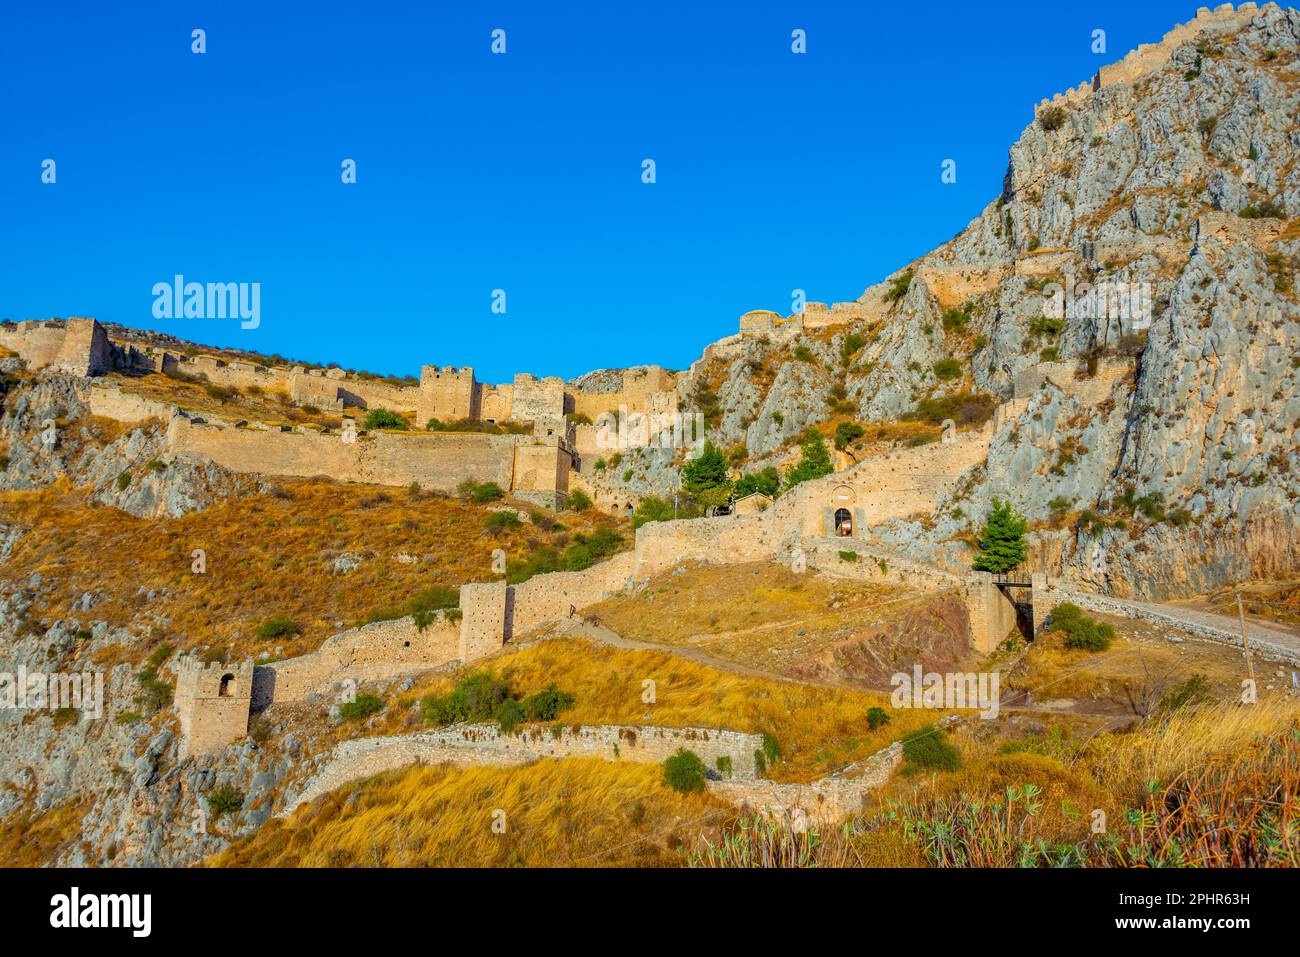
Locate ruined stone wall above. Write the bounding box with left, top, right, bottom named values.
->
left=284, top=723, right=764, bottom=814
left=254, top=615, right=460, bottom=709
left=511, top=444, right=570, bottom=509
left=510, top=551, right=638, bottom=637
left=0, top=318, right=111, bottom=376
left=165, top=417, right=522, bottom=491
left=84, top=382, right=176, bottom=423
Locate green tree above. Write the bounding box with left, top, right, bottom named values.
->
left=363, top=408, right=408, bottom=430
left=662, top=748, right=707, bottom=794
left=681, top=440, right=730, bottom=494
left=785, top=431, right=833, bottom=490
left=834, top=420, right=864, bottom=450
left=971, top=498, right=1028, bottom=572
left=734, top=466, right=780, bottom=498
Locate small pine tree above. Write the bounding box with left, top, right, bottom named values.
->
left=971, top=498, right=1028, bottom=572
left=681, top=440, right=730, bottom=494
left=785, top=431, right=833, bottom=489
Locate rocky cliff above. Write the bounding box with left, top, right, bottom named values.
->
left=653, top=4, right=1300, bottom=599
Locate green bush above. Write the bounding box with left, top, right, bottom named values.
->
left=662, top=748, right=707, bottom=794
left=457, top=479, right=504, bottom=502
left=834, top=420, right=864, bottom=450
left=566, top=488, right=592, bottom=511
left=632, top=496, right=675, bottom=528
left=484, top=510, right=521, bottom=531
left=339, top=693, right=384, bottom=721
left=495, top=698, right=525, bottom=733
left=866, top=706, right=890, bottom=730
left=971, top=499, right=1027, bottom=573
left=932, top=358, right=963, bottom=381
left=1158, top=673, right=1213, bottom=714
left=885, top=269, right=914, bottom=303
left=1039, top=106, right=1066, bottom=131
left=115, top=471, right=131, bottom=491
left=901, top=725, right=961, bottom=773
left=838, top=550, right=858, bottom=562
left=255, top=615, right=301, bottom=640
left=1047, top=602, right=1115, bottom=651
left=207, top=785, right=244, bottom=818
left=363, top=408, right=408, bottom=430
left=792, top=344, right=815, bottom=362
left=421, top=672, right=511, bottom=725
left=522, top=684, right=575, bottom=722
left=941, top=306, right=971, bottom=331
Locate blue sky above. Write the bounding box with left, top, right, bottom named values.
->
left=1, top=0, right=1195, bottom=382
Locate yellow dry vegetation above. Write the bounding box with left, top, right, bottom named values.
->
left=380, top=637, right=940, bottom=783
left=586, top=561, right=918, bottom=673
left=213, top=758, right=728, bottom=867
left=0, top=799, right=89, bottom=867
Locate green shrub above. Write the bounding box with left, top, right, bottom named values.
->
left=784, top=431, right=833, bottom=490
left=457, top=479, right=504, bottom=502
left=115, top=471, right=131, bottom=491
left=932, top=358, right=963, bottom=381
left=255, top=615, right=301, bottom=640
left=662, top=748, right=707, bottom=794
left=363, top=408, right=408, bottom=430
left=834, top=420, right=864, bottom=450
left=484, top=510, right=521, bottom=531
left=522, top=684, right=575, bottom=722
left=941, top=307, right=971, bottom=330
left=495, top=698, right=526, bottom=733
left=338, top=693, right=384, bottom=721
left=866, top=707, right=890, bottom=730
left=734, top=467, right=780, bottom=499
left=1158, top=673, right=1213, bottom=714
left=565, top=488, right=591, bottom=511
left=632, top=496, right=675, bottom=528
left=901, top=725, right=961, bottom=773
left=715, top=755, right=734, bottom=778
left=421, top=672, right=511, bottom=725
left=792, top=344, right=815, bottom=362
left=207, top=785, right=244, bottom=818
left=362, top=584, right=458, bottom=626
left=838, top=550, right=858, bottom=562
left=1039, top=106, right=1066, bottom=131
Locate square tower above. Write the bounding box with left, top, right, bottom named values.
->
left=458, top=581, right=509, bottom=662
left=174, top=657, right=254, bottom=758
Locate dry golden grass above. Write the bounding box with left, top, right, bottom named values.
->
left=1085, top=696, right=1300, bottom=807
left=374, top=637, right=940, bottom=783
left=0, top=482, right=623, bottom=663
left=586, top=561, right=919, bottom=676
left=1004, top=623, right=1251, bottom=710
left=213, top=758, right=729, bottom=867
left=0, top=799, right=88, bottom=867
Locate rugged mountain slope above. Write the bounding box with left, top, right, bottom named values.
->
left=649, top=4, right=1300, bottom=598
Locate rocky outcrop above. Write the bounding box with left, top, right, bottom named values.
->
left=0, top=376, right=265, bottom=517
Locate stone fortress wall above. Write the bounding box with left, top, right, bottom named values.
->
left=283, top=723, right=765, bottom=815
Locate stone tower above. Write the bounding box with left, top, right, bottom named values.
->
left=174, top=657, right=253, bottom=758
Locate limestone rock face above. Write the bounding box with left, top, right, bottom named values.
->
left=666, top=5, right=1300, bottom=598
left=0, top=376, right=264, bottom=518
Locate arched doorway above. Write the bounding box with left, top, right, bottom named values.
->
left=834, top=508, right=853, bottom=536
left=219, top=673, right=235, bottom=697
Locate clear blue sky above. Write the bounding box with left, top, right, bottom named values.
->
left=1, top=0, right=1194, bottom=382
